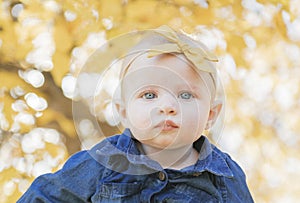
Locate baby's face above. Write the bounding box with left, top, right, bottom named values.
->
left=119, top=54, right=212, bottom=150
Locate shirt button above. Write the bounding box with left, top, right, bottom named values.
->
left=158, top=171, right=166, bottom=181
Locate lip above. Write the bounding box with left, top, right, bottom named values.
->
left=157, top=120, right=179, bottom=132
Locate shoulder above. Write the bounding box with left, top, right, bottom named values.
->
left=90, top=129, right=134, bottom=156
left=196, top=136, right=245, bottom=178
left=60, top=149, right=100, bottom=172
left=67, top=133, right=126, bottom=167
left=211, top=145, right=254, bottom=202
left=212, top=145, right=246, bottom=179
left=17, top=133, right=129, bottom=202
left=58, top=133, right=125, bottom=175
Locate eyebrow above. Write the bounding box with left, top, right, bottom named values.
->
left=189, top=85, right=199, bottom=90
left=177, top=84, right=201, bottom=92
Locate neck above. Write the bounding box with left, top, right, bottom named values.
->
left=140, top=144, right=199, bottom=170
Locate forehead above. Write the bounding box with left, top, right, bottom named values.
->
left=121, top=54, right=209, bottom=94
left=126, top=53, right=195, bottom=74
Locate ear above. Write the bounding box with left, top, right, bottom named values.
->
left=205, top=100, right=223, bottom=130
left=113, top=99, right=128, bottom=127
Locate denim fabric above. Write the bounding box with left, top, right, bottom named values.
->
left=18, top=129, right=254, bottom=203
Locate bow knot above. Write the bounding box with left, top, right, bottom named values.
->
left=147, top=25, right=218, bottom=74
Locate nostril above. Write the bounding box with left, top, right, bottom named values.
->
left=163, top=108, right=177, bottom=115
left=158, top=106, right=177, bottom=115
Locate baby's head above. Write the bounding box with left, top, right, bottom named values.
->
left=115, top=26, right=222, bottom=150
left=120, top=26, right=218, bottom=103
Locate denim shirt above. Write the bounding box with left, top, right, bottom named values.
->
left=18, top=129, right=254, bottom=203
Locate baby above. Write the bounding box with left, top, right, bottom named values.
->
left=18, top=26, right=254, bottom=202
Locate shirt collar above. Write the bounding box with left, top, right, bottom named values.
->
left=192, top=136, right=234, bottom=178
left=92, top=128, right=233, bottom=177
left=92, top=129, right=162, bottom=174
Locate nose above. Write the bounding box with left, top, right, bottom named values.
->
left=158, top=95, right=178, bottom=115
left=160, top=106, right=177, bottom=115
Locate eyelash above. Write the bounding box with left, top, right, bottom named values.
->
left=178, top=92, right=194, bottom=99
left=142, top=92, right=157, bottom=99
left=140, top=90, right=194, bottom=100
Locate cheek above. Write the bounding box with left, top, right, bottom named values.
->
left=181, top=102, right=210, bottom=127
left=127, top=102, right=153, bottom=128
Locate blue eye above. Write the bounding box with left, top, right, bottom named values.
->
left=142, top=92, right=157, bottom=99
left=179, top=92, right=193, bottom=99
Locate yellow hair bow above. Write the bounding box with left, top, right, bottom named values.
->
left=147, top=25, right=218, bottom=74
left=120, top=25, right=219, bottom=90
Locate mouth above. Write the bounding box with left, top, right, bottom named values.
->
left=157, top=120, right=179, bottom=132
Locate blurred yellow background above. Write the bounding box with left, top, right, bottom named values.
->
left=1, top=0, right=300, bottom=202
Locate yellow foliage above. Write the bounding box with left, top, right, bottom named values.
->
left=0, top=168, right=29, bottom=203
left=0, top=0, right=300, bottom=202
left=224, top=33, right=247, bottom=67
left=0, top=21, right=18, bottom=62
left=37, top=108, right=76, bottom=138
left=256, top=0, right=290, bottom=10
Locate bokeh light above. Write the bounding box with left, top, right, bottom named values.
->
left=0, top=0, right=300, bottom=202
